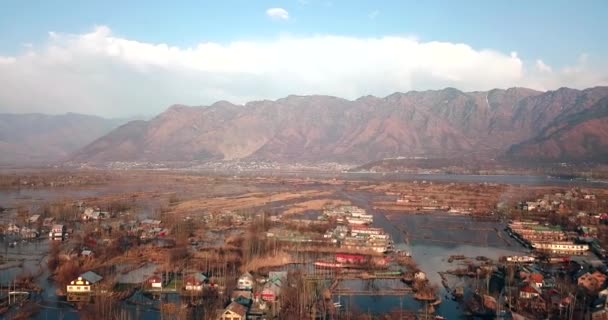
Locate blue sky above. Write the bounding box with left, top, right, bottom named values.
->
left=0, top=0, right=607, bottom=116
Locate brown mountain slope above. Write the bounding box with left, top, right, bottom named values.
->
left=506, top=94, right=608, bottom=162
left=71, top=87, right=608, bottom=164
left=0, top=113, right=129, bottom=165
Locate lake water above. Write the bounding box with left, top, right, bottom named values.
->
left=334, top=189, right=528, bottom=318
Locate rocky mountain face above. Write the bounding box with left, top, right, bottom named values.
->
left=65, top=86, right=608, bottom=165
left=0, top=113, right=128, bottom=165
left=506, top=91, right=608, bottom=163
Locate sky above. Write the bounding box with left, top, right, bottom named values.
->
left=0, top=0, right=607, bottom=117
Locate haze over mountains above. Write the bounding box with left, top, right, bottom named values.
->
left=3, top=86, right=608, bottom=167
left=0, top=113, right=129, bottom=165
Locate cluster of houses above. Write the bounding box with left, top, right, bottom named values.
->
left=522, top=189, right=602, bottom=213
left=201, top=211, right=252, bottom=227
left=4, top=223, right=38, bottom=240
left=502, top=260, right=608, bottom=319
left=128, top=269, right=289, bottom=320
left=507, top=220, right=589, bottom=255
left=319, top=205, right=374, bottom=225
left=217, top=271, right=287, bottom=320
left=1, top=215, right=57, bottom=240
left=266, top=209, right=394, bottom=254
left=324, top=225, right=394, bottom=254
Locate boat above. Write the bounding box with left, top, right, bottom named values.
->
left=314, top=261, right=344, bottom=269
left=504, top=255, right=535, bottom=263
left=435, top=317, right=446, bottom=320
left=448, top=255, right=465, bottom=263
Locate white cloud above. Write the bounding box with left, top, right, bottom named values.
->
left=266, top=8, right=289, bottom=21
left=0, top=26, right=606, bottom=117
left=369, top=10, right=380, bottom=20
left=535, top=59, right=552, bottom=72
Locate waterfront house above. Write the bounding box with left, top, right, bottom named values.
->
left=67, top=277, right=91, bottom=292
left=147, top=275, right=163, bottom=289
left=184, top=273, right=207, bottom=291
left=67, top=275, right=99, bottom=302
left=237, top=272, right=254, bottom=290
left=49, top=224, right=65, bottom=239
left=217, top=301, right=247, bottom=320
left=519, top=285, right=541, bottom=299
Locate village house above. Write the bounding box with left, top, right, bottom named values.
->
left=260, top=271, right=287, bottom=302
left=6, top=223, right=20, bottom=234
left=147, top=275, right=164, bottom=289
left=82, top=208, right=104, bottom=221
left=67, top=277, right=92, bottom=302
left=231, top=290, right=253, bottom=307
left=519, top=284, right=541, bottom=299
left=184, top=273, right=208, bottom=292
left=50, top=224, right=65, bottom=237
left=19, top=226, right=38, bottom=239
left=81, top=249, right=94, bottom=258
left=217, top=301, right=247, bottom=320
left=579, top=271, right=608, bottom=292
left=237, top=272, right=254, bottom=290
left=66, top=272, right=102, bottom=302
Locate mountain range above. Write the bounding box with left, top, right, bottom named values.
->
left=3, top=86, right=608, bottom=167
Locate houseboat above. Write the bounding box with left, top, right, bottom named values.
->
left=505, top=256, right=536, bottom=263
left=532, top=242, right=589, bottom=255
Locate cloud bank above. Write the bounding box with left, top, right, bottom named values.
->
left=0, top=26, right=606, bottom=116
